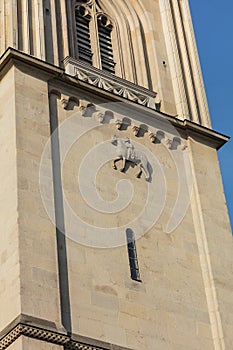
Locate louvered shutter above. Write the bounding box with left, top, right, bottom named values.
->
left=75, top=7, right=93, bottom=64
left=98, top=16, right=115, bottom=73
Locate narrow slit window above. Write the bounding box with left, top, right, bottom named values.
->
left=98, top=15, right=115, bottom=73
left=126, top=229, right=141, bottom=282
left=75, top=6, right=93, bottom=65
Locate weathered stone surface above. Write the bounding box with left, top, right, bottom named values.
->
left=0, top=1, right=232, bottom=349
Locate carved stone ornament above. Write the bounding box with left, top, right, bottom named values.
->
left=149, top=132, right=156, bottom=143
left=58, top=95, right=187, bottom=151
left=166, top=137, right=181, bottom=150
left=61, top=95, right=79, bottom=110
left=111, top=136, right=150, bottom=181
left=96, top=111, right=105, bottom=123
left=115, top=119, right=122, bottom=130
left=0, top=322, right=123, bottom=350
left=132, top=125, right=140, bottom=136
left=63, top=57, right=157, bottom=109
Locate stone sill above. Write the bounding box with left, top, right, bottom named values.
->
left=63, top=56, right=157, bottom=109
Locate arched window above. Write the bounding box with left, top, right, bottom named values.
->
left=75, top=4, right=92, bottom=65
left=64, top=0, right=157, bottom=109
left=97, top=15, right=115, bottom=73
left=74, top=1, right=115, bottom=73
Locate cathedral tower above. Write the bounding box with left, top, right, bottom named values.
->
left=0, top=1, right=232, bottom=349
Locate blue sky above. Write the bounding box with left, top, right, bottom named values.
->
left=189, top=0, right=233, bottom=229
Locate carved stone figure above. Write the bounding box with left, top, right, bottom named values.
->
left=124, top=137, right=135, bottom=160
left=111, top=136, right=150, bottom=181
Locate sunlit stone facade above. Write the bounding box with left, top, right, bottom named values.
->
left=0, top=1, right=232, bottom=349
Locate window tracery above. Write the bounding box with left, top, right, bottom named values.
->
left=75, top=0, right=115, bottom=73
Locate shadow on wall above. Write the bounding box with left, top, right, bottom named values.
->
left=49, top=91, right=72, bottom=335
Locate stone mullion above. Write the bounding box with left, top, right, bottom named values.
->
left=159, top=0, right=189, bottom=120
left=92, top=2, right=101, bottom=69
left=180, top=0, right=211, bottom=128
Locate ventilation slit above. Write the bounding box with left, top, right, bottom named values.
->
left=126, top=229, right=141, bottom=282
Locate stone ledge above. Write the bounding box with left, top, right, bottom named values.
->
left=0, top=47, right=229, bottom=150
left=0, top=47, right=64, bottom=79
left=0, top=315, right=132, bottom=350
left=63, top=56, right=157, bottom=109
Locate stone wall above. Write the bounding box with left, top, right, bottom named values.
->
left=0, top=50, right=232, bottom=350
left=0, top=66, right=21, bottom=332
left=0, top=0, right=210, bottom=126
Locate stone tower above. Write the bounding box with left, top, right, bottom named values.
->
left=0, top=1, right=232, bottom=350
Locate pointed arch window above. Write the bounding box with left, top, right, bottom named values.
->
left=97, top=15, right=115, bottom=73
left=74, top=1, right=115, bottom=73
left=75, top=5, right=93, bottom=65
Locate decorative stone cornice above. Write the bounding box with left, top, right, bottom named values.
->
left=0, top=315, right=132, bottom=350
left=0, top=322, right=129, bottom=350
left=0, top=324, right=69, bottom=350
left=63, top=57, right=157, bottom=109
left=0, top=48, right=228, bottom=151
left=60, top=99, right=186, bottom=151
